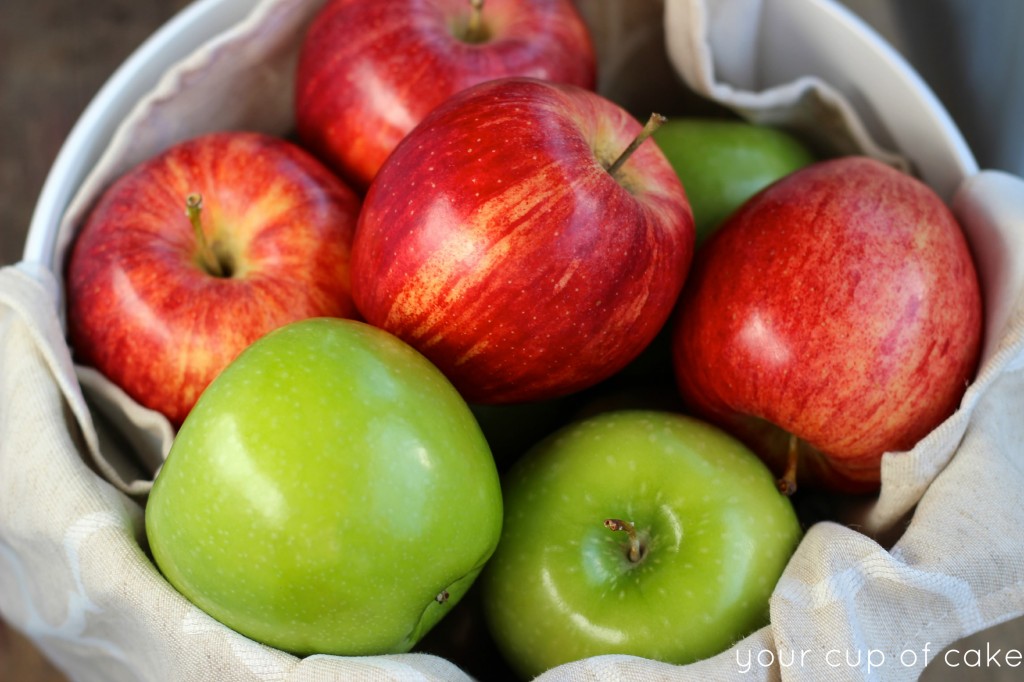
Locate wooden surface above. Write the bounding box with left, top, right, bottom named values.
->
left=0, top=621, right=65, bottom=682
left=0, top=1, right=1022, bottom=681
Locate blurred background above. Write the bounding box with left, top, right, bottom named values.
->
left=0, top=0, right=1021, bottom=680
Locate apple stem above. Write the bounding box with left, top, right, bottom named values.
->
left=777, top=433, right=799, bottom=496
left=467, top=0, right=485, bottom=42
left=605, top=518, right=643, bottom=563
left=186, top=193, right=225, bottom=278
left=606, top=113, right=667, bottom=179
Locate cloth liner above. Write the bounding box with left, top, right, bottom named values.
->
left=2, top=0, right=1022, bottom=679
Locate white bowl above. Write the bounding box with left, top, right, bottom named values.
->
left=762, top=0, right=977, bottom=197
left=15, top=1, right=1005, bottom=680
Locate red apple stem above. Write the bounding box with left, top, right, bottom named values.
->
left=605, top=518, right=643, bottom=563
left=777, top=433, right=799, bottom=496
left=186, top=193, right=225, bottom=278
left=607, top=113, right=667, bottom=179
left=467, top=0, right=485, bottom=42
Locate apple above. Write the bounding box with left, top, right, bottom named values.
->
left=145, top=317, right=504, bottom=656
left=672, top=156, right=983, bottom=493
left=295, top=0, right=597, bottom=189
left=65, top=131, right=360, bottom=426
left=350, top=77, right=695, bottom=404
left=654, top=117, right=816, bottom=247
left=480, top=410, right=802, bottom=678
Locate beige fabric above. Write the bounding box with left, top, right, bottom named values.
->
left=665, top=0, right=909, bottom=172
left=2, top=0, right=1023, bottom=680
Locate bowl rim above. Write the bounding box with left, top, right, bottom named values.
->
left=22, top=0, right=260, bottom=268
left=794, top=0, right=978, bottom=191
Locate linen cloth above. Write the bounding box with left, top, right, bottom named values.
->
left=2, top=0, right=1022, bottom=679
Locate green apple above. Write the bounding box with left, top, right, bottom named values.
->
left=655, top=118, right=815, bottom=246
left=481, top=410, right=801, bottom=678
left=145, top=318, right=503, bottom=656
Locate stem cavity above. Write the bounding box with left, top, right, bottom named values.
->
left=465, top=0, right=488, bottom=43
left=607, top=113, right=667, bottom=179
left=605, top=518, right=644, bottom=563
left=186, top=193, right=227, bottom=278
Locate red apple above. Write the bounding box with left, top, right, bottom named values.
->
left=295, top=0, right=596, bottom=189
left=66, top=131, right=360, bottom=426
left=351, top=77, right=695, bottom=404
left=672, top=156, right=983, bottom=493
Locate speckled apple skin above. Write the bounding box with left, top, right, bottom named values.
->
left=66, top=132, right=360, bottom=426
left=481, top=411, right=801, bottom=678
left=295, top=0, right=596, bottom=188
left=145, top=318, right=503, bottom=656
left=673, top=156, right=983, bottom=492
left=351, top=78, right=694, bottom=404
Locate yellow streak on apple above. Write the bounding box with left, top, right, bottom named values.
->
left=383, top=161, right=568, bottom=348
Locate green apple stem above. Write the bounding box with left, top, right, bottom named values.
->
left=777, top=433, right=799, bottom=496
left=186, top=193, right=226, bottom=278
left=604, top=518, right=643, bottom=563
left=466, top=0, right=486, bottom=43
left=607, top=113, right=667, bottom=179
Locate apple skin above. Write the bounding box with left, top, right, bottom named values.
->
left=672, top=156, right=983, bottom=493
left=480, top=410, right=802, bottom=679
left=65, top=131, right=360, bottom=427
left=145, top=318, right=504, bottom=656
left=351, top=77, right=695, bottom=404
left=654, top=118, right=816, bottom=247
left=295, top=0, right=596, bottom=189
